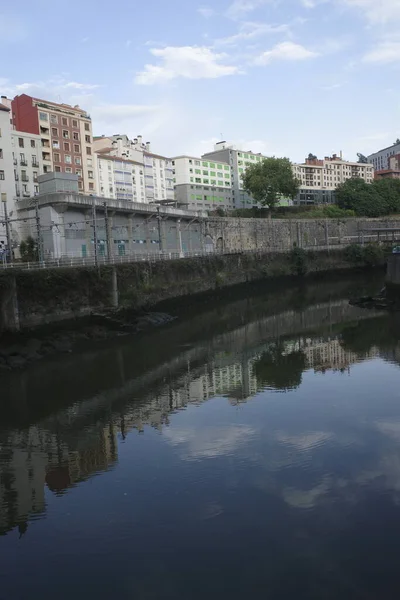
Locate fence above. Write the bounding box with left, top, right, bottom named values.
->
left=0, top=228, right=397, bottom=271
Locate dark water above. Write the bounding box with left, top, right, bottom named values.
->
left=2, top=274, right=400, bottom=599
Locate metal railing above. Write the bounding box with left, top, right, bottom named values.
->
left=0, top=230, right=397, bottom=272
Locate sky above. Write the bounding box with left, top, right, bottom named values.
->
left=1, top=0, right=400, bottom=162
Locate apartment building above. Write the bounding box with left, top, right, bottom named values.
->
left=12, top=131, right=43, bottom=199
left=11, top=94, right=96, bottom=195
left=202, top=141, right=269, bottom=208
left=375, top=153, right=400, bottom=180
left=292, top=154, right=374, bottom=205
left=0, top=101, right=14, bottom=249
left=368, top=141, right=400, bottom=172
left=94, top=134, right=174, bottom=203
left=172, top=155, right=233, bottom=210
left=97, top=153, right=146, bottom=203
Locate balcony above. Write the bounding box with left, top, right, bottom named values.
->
left=13, top=158, right=17, bottom=165
left=40, top=127, right=50, bottom=136
left=32, top=161, right=39, bottom=168
left=22, top=176, right=29, bottom=182
left=22, top=192, right=30, bottom=197
left=20, top=160, right=27, bottom=166
left=42, top=153, right=51, bottom=162
left=15, top=174, right=19, bottom=181
left=42, top=140, right=50, bottom=148
left=33, top=176, right=38, bottom=183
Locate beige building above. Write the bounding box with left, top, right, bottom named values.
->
left=292, top=153, right=374, bottom=205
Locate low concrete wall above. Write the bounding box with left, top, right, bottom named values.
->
left=207, top=217, right=400, bottom=252
left=0, top=250, right=364, bottom=332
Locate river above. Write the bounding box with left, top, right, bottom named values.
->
left=1, top=273, right=400, bottom=599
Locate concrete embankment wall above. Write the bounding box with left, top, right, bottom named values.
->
left=0, top=249, right=364, bottom=332
left=207, top=217, right=400, bottom=252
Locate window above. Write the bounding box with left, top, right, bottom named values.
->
left=72, top=119, right=78, bottom=128
left=203, top=178, right=209, bottom=184
left=18, top=138, right=24, bottom=148
left=20, top=153, right=26, bottom=163
left=52, top=128, right=58, bottom=137
left=53, top=153, right=60, bottom=162
left=85, top=135, right=91, bottom=143
left=65, top=167, right=72, bottom=173
left=74, top=144, right=80, bottom=153
left=87, top=158, right=92, bottom=166
left=76, top=169, right=82, bottom=177
left=63, top=130, right=69, bottom=139
left=65, top=154, right=71, bottom=163
left=0, top=170, right=4, bottom=180
left=202, top=161, right=208, bottom=167
left=73, top=132, right=79, bottom=141
left=218, top=180, right=224, bottom=186
left=195, top=160, right=200, bottom=166
left=88, top=170, right=94, bottom=179
left=209, top=162, right=215, bottom=168
left=75, top=156, right=81, bottom=165
left=64, top=142, right=70, bottom=151
left=0, top=149, right=2, bottom=159
left=50, top=114, right=58, bottom=124
left=203, top=170, right=208, bottom=175
left=210, top=171, right=216, bottom=177
left=62, top=117, right=68, bottom=126
left=84, top=123, right=90, bottom=131
left=31, top=140, right=36, bottom=148
left=52, top=141, right=60, bottom=149
left=32, top=154, right=37, bottom=165
left=195, top=177, right=201, bottom=183
left=89, top=182, right=94, bottom=190
left=55, top=166, right=61, bottom=172
left=86, top=147, right=91, bottom=155
left=39, top=112, right=48, bottom=121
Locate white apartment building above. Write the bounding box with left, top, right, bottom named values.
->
left=202, top=141, right=269, bottom=208
left=172, top=155, right=233, bottom=210
left=12, top=131, right=43, bottom=200
left=292, top=154, right=374, bottom=205
left=368, top=141, right=400, bottom=172
left=94, top=134, right=174, bottom=203
left=0, top=102, right=16, bottom=250
left=97, top=153, right=146, bottom=203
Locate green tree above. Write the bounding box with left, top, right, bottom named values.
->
left=253, top=343, right=306, bottom=391
left=241, top=157, right=300, bottom=211
left=374, top=178, right=400, bottom=214
left=336, top=178, right=386, bottom=217
left=19, top=236, right=38, bottom=262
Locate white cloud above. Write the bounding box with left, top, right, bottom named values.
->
left=91, top=104, right=159, bottom=120
left=226, top=0, right=271, bottom=19
left=215, top=20, right=290, bottom=46
left=197, top=6, right=216, bottom=18
left=254, top=41, right=319, bottom=65
left=62, top=82, right=100, bottom=90
left=363, top=41, right=400, bottom=63
left=135, top=46, right=239, bottom=85
left=164, top=425, right=255, bottom=460
left=341, top=0, right=400, bottom=24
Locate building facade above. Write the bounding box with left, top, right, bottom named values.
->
left=97, top=154, right=146, bottom=203
left=0, top=102, right=16, bottom=251
left=10, top=94, right=96, bottom=195
left=202, top=141, right=269, bottom=209
left=94, top=134, right=174, bottom=203
left=368, top=142, right=400, bottom=172
left=375, top=153, right=400, bottom=180
left=172, top=155, right=233, bottom=211
left=292, top=154, right=374, bottom=205
left=12, top=130, right=43, bottom=200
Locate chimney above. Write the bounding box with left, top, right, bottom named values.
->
left=340, top=150, right=343, bottom=160
left=146, top=141, right=151, bottom=151
left=137, top=135, right=143, bottom=146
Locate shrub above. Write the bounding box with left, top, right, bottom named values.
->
left=289, top=246, right=308, bottom=276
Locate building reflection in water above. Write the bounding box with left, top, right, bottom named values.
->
left=0, top=302, right=392, bottom=537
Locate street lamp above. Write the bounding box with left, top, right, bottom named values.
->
left=1, top=193, right=12, bottom=263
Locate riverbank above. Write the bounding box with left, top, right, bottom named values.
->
left=0, top=248, right=386, bottom=335
left=0, top=263, right=385, bottom=371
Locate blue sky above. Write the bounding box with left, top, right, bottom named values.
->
left=1, top=0, right=400, bottom=161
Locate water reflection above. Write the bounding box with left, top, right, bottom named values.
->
left=2, top=275, right=400, bottom=598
